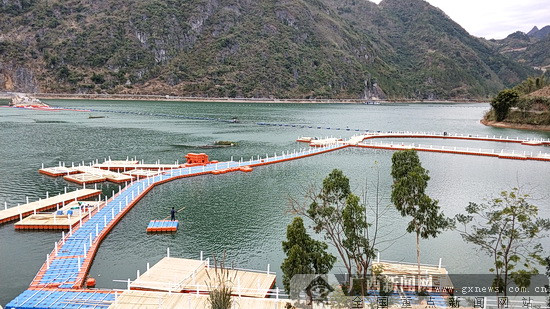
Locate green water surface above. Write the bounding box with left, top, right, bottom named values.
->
left=0, top=100, right=549, bottom=305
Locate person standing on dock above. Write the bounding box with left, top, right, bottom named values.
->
left=170, top=207, right=176, bottom=221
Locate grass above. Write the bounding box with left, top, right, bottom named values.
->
left=206, top=254, right=237, bottom=309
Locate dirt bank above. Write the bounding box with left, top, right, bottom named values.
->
left=481, top=119, right=550, bottom=131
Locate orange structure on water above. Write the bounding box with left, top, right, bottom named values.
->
left=184, top=153, right=210, bottom=165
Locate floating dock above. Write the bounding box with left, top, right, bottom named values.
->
left=41, top=162, right=181, bottom=185
left=295, top=131, right=550, bottom=147
left=129, top=257, right=276, bottom=297
left=15, top=201, right=102, bottom=230
left=39, top=166, right=80, bottom=177
left=355, top=141, right=550, bottom=161
left=146, top=220, right=179, bottom=233
left=110, top=290, right=289, bottom=309
left=6, top=289, right=115, bottom=309
left=93, top=160, right=179, bottom=171
left=372, top=260, right=453, bottom=296
left=122, top=169, right=164, bottom=178
left=7, top=132, right=550, bottom=308
left=0, top=189, right=101, bottom=225
left=65, top=166, right=134, bottom=184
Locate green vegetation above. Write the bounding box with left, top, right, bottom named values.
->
left=214, top=141, right=236, bottom=146
left=456, top=189, right=550, bottom=296
left=290, top=169, right=382, bottom=296
left=489, top=31, right=550, bottom=69
left=0, top=0, right=536, bottom=98
left=514, top=76, right=549, bottom=94
left=281, top=217, right=335, bottom=295
left=490, top=89, right=520, bottom=121
left=390, top=150, right=452, bottom=275
left=484, top=75, right=550, bottom=126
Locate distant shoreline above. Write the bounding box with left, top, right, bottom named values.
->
left=480, top=119, right=550, bottom=131
left=0, top=92, right=488, bottom=104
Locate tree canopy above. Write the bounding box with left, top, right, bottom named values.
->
left=391, top=150, right=452, bottom=275
left=290, top=169, right=380, bottom=295
left=456, top=189, right=550, bottom=296
left=281, top=217, right=336, bottom=294
left=490, top=89, right=520, bottom=121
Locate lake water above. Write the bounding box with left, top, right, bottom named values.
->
left=1, top=100, right=549, bottom=306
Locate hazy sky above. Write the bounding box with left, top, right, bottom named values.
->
left=371, top=0, right=550, bottom=39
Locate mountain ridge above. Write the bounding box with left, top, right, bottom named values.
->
left=0, top=0, right=537, bottom=100
left=489, top=25, right=550, bottom=72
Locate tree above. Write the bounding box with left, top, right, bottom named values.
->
left=281, top=217, right=336, bottom=294
left=514, top=75, right=548, bottom=95
left=91, top=73, right=105, bottom=84
left=391, top=150, right=452, bottom=276
left=491, top=89, right=519, bottom=121
left=456, top=189, right=550, bottom=296
left=290, top=169, right=380, bottom=295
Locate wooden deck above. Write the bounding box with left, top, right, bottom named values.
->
left=39, top=166, right=80, bottom=177
left=373, top=261, right=448, bottom=276
left=109, top=290, right=289, bottom=309
left=93, top=161, right=179, bottom=171
left=14, top=201, right=102, bottom=230
left=0, top=189, right=101, bottom=224
left=130, top=257, right=276, bottom=298
left=63, top=166, right=134, bottom=184
left=372, top=261, right=453, bottom=292
left=122, top=169, right=163, bottom=178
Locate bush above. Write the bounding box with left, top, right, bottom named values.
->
left=491, top=89, right=519, bottom=121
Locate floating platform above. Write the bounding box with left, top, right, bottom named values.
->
left=93, top=161, right=179, bottom=171
left=0, top=189, right=101, bottom=225
left=39, top=166, right=80, bottom=177
left=110, top=290, right=289, bottom=309
left=62, top=166, right=134, bottom=184
left=64, top=173, right=107, bottom=184
left=41, top=162, right=181, bottom=184
left=354, top=142, right=550, bottom=161
left=14, top=201, right=102, bottom=230
left=146, top=220, right=179, bottom=233
left=372, top=260, right=453, bottom=293
left=130, top=257, right=276, bottom=298
left=296, top=136, right=313, bottom=142
left=309, top=137, right=342, bottom=147
left=211, top=166, right=254, bottom=175
left=7, top=289, right=115, bottom=309
left=122, top=169, right=164, bottom=178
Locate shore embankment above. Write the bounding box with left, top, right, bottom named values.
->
left=0, top=92, right=487, bottom=104
left=480, top=119, right=550, bottom=131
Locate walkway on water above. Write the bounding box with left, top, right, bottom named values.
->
left=347, top=131, right=550, bottom=146
left=341, top=132, right=550, bottom=161
left=6, top=132, right=550, bottom=308
left=0, top=189, right=101, bottom=225
left=7, top=143, right=346, bottom=308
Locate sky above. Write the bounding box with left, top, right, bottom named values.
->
left=371, top=0, right=550, bottom=39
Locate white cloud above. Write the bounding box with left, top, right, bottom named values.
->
left=370, top=0, right=550, bottom=39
